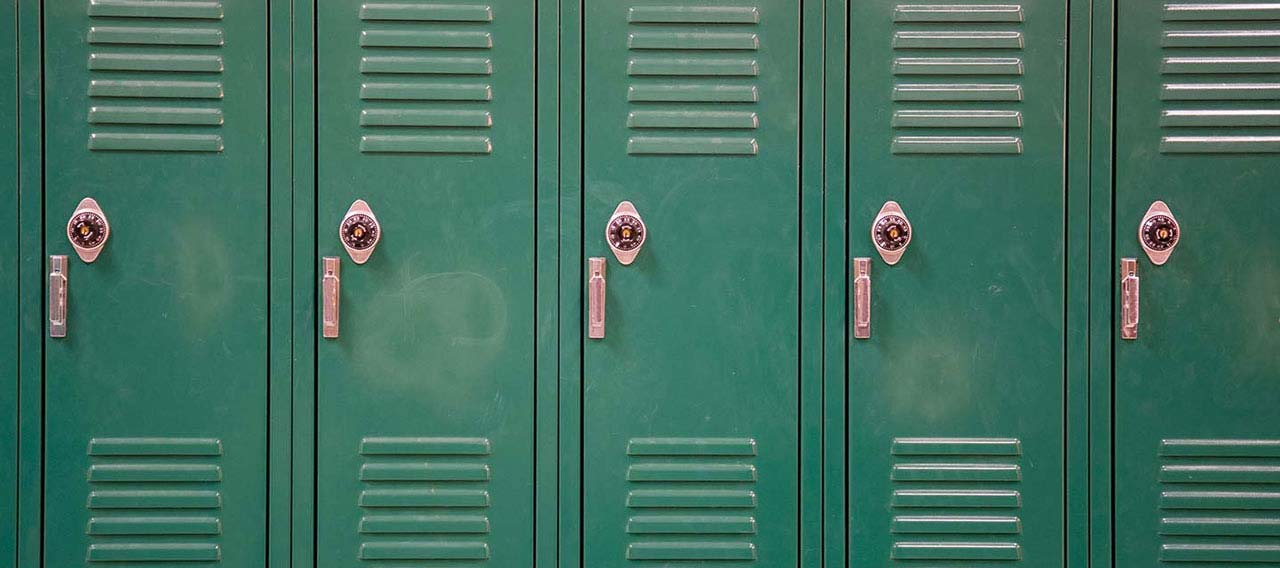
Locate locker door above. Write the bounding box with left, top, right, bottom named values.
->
left=2, top=0, right=16, bottom=559
left=847, top=0, right=1067, bottom=566
left=314, top=2, right=536, bottom=566
left=42, top=1, right=269, bottom=566
left=581, top=2, right=801, bottom=566
left=1113, top=1, right=1280, bottom=565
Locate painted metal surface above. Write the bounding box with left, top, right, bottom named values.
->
left=846, top=0, right=1068, bottom=566
left=314, top=1, right=538, bottom=566
left=581, top=1, right=804, bottom=566
left=1113, top=1, right=1280, bottom=564
left=40, top=1, right=270, bottom=565
left=2, top=0, right=18, bottom=562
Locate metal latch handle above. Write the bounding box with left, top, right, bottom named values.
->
left=588, top=257, right=606, bottom=339
left=322, top=257, right=341, bottom=339
left=1121, top=258, right=1139, bottom=340
left=49, top=255, right=68, bottom=338
left=853, top=258, right=871, bottom=339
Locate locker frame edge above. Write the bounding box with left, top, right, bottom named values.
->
left=16, top=0, right=41, bottom=565
left=3, top=0, right=18, bottom=565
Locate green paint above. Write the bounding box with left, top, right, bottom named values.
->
left=40, top=2, right=269, bottom=565
left=581, top=2, right=806, bottom=567
left=1, top=0, right=17, bottom=562
left=846, top=0, right=1069, bottom=566
left=314, top=1, right=538, bottom=566
left=1112, top=1, right=1280, bottom=565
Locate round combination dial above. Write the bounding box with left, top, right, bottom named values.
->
left=1141, top=215, right=1178, bottom=251
left=608, top=214, right=645, bottom=252
left=341, top=214, right=379, bottom=251
left=68, top=212, right=108, bottom=249
left=873, top=215, right=911, bottom=252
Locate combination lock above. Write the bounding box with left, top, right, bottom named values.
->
left=871, top=201, right=912, bottom=265
left=606, top=201, right=647, bottom=265
left=66, top=197, right=109, bottom=263
left=340, top=199, right=381, bottom=264
left=1139, top=201, right=1180, bottom=265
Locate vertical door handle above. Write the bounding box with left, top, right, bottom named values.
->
left=322, top=256, right=341, bottom=339
left=1121, top=258, right=1139, bottom=340
left=853, top=257, right=871, bottom=339
left=49, top=255, right=68, bottom=338
left=588, top=257, right=606, bottom=339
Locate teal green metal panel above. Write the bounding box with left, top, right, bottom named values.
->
left=2, top=0, right=17, bottom=562
left=267, top=0, right=294, bottom=565
left=16, top=0, right=41, bottom=564
left=846, top=1, right=1068, bottom=567
left=581, top=2, right=805, bottom=567
left=290, top=0, right=318, bottom=566
left=314, top=2, right=538, bottom=566
left=41, top=1, right=270, bottom=566
left=1112, top=1, right=1280, bottom=565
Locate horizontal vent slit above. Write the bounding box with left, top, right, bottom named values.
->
left=626, top=515, right=757, bottom=534
left=892, top=83, right=1023, bottom=101
left=87, top=543, right=220, bottom=562
left=360, top=56, right=492, bottom=75
left=360, top=30, right=493, bottom=49
left=360, top=462, right=491, bottom=481
left=628, top=84, right=759, bottom=102
left=360, top=437, right=492, bottom=455
left=628, top=31, right=759, bottom=50
left=361, top=82, right=492, bottom=100
left=89, top=80, right=223, bottom=99
left=88, top=106, right=223, bottom=126
left=88, top=53, right=223, bottom=73
left=360, top=134, right=493, bottom=153
left=894, top=4, right=1024, bottom=22
left=88, top=133, right=223, bottom=152
left=894, top=57, right=1024, bottom=75
left=88, top=0, right=224, bottom=19
left=359, top=109, right=492, bottom=127
left=892, top=135, right=1023, bottom=154
left=893, top=110, right=1022, bottom=128
left=626, top=542, right=757, bottom=561
left=893, top=30, right=1024, bottom=49
left=360, top=3, right=494, bottom=22
left=627, top=6, right=760, bottom=24
left=627, top=489, right=758, bottom=508
left=627, top=57, right=759, bottom=76
left=628, top=136, right=758, bottom=155
left=359, top=488, right=491, bottom=507
left=87, top=516, right=221, bottom=536
left=627, top=110, right=758, bottom=129
left=359, top=514, right=490, bottom=534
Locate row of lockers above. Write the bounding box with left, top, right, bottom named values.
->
left=3, top=1, right=1279, bottom=568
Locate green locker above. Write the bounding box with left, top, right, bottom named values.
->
left=1112, top=0, right=1280, bottom=564
left=580, top=1, right=804, bottom=566
left=846, top=0, right=1069, bottom=565
left=40, top=1, right=270, bottom=565
left=2, top=0, right=17, bottom=561
left=313, top=1, right=538, bottom=566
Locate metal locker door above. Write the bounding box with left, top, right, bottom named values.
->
left=1, top=0, right=16, bottom=559
left=42, top=1, right=269, bottom=566
left=1113, top=1, right=1280, bottom=565
left=314, top=1, right=536, bottom=566
left=847, top=0, right=1068, bottom=565
left=581, top=1, right=802, bottom=566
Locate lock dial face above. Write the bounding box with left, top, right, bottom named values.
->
left=1138, top=200, right=1180, bottom=265
left=607, top=215, right=645, bottom=252
left=339, top=199, right=381, bottom=264
left=66, top=197, right=110, bottom=263
left=870, top=201, right=912, bottom=265
left=606, top=201, right=647, bottom=265
left=1141, top=215, right=1178, bottom=251
left=68, top=212, right=108, bottom=249
left=341, top=214, right=379, bottom=251
left=873, top=215, right=910, bottom=251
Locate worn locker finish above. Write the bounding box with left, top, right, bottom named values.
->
left=847, top=0, right=1068, bottom=566
left=41, top=1, right=269, bottom=566
left=314, top=1, right=537, bottom=566
left=581, top=1, right=802, bottom=566
left=1112, top=1, right=1280, bottom=565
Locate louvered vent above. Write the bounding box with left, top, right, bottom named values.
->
left=1159, top=2, right=1280, bottom=153
left=85, top=437, right=225, bottom=563
left=357, top=437, right=493, bottom=562
left=1158, top=439, right=1280, bottom=562
left=625, top=437, right=759, bottom=562
left=890, top=437, right=1024, bottom=563
left=357, top=2, right=495, bottom=154
left=86, top=0, right=226, bottom=152
left=890, top=4, right=1026, bottom=154
left=625, top=6, right=762, bottom=156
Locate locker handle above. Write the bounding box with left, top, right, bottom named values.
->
left=322, top=256, right=340, bottom=339
left=49, top=255, right=68, bottom=338
left=1121, top=258, right=1139, bottom=340
left=853, top=258, right=871, bottom=339
left=588, top=257, right=606, bottom=339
